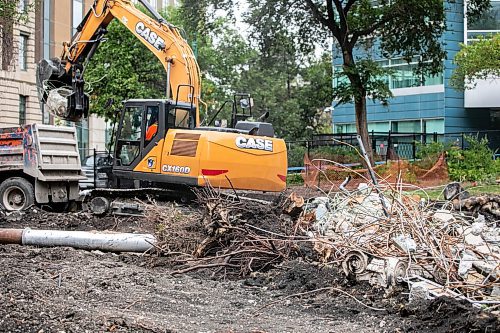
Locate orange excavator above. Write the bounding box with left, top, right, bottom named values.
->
left=37, top=0, right=287, bottom=196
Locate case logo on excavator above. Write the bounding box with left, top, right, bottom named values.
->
left=135, top=22, right=165, bottom=51
left=235, top=136, right=273, bottom=152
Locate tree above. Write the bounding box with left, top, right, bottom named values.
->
left=85, top=4, right=256, bottom=121
left=85, top=18, right=167, bottom=120
left=451, top=33, right=500, bottom=90
left=205, top=0, right=490, bottom=165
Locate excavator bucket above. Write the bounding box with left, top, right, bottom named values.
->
left=36, top=58, right=89, bottom=122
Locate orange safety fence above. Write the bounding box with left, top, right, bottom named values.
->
left=302, top=153, right=449, bottom=190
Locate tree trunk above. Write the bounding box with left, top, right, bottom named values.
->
left=354, top=96, right=374, bottom=166
left=342, top=51, right=374, bottom=167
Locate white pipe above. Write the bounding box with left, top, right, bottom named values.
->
left=22, top=229, right=156, bottom=253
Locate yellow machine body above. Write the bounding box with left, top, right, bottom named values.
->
left=133, top=130, right=287, bottom=192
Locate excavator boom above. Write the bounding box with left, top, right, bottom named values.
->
left=36, top=0, right=200, bottom=123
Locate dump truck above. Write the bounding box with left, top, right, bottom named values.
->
left=0, top=124, right=83, bottom=210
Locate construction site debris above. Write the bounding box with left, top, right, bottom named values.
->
left=142, top=189, right=297, bottom=277
left=45, top=88, right=72, bottom=118
left=444, top=182, right=469, bottom=200
left=294, top=183, right=500, bottom=306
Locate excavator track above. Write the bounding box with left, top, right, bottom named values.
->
left=82, top=187, right=195, bottom=216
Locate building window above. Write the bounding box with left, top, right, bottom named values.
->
left=334, top=123, right=357, bottom=134
left=76, top=119, right=89, bottom=161
left=391, top=120, right=421, bottom=133
left=72, top=0, right=83, bottom=35
left=19, top=95, right=27, bottom=125
left=19, top=33, right=28, bottom=70
left=423, top=118, right=444, bottom=134
left=333, top=57, right=443, bottom=91
left=43, top=0, right=51, bottom=58
left=467, top=0, right=500, bottom=43
left=19, top=0, right=29, bottom=13
left=368, top=122, right=390, bottom=133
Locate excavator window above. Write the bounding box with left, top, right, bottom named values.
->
left=168, top=107, right=194, bottom=129
left=145, top=105, right=159, bottom=144
left=116, top=106, right=143, bottom=166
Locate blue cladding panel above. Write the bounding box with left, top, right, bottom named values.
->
left=333, top=92, right=445, bottom=124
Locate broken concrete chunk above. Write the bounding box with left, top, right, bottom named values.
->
left=458, top=252, right=476, bottom=278
left=472, top=260, right=499, bottom=279
left=474, top=214, right=486, bottom=224
left=409, top=282, right=430, bottom=302
left=357, top=183, right=370, bottom=195
left=315, top=203, right=328, bottom=222
left=432, top=210, right=455, bottom=224
left=463, top=228, right=486, bottom=247
left=492, top=286, right=500, bottom=297
left=471, top=221, right=485, bottom=236
left=392, top=234, right=416, bottom=253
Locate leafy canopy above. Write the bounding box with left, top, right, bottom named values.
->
left=451, top=34, right=500, bottom=90
left=85, top=15, right=167, bottom=120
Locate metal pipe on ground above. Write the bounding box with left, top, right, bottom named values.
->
left=0, top=228, right=156, bottom=253
left=0, top=229, right=23, bottom=244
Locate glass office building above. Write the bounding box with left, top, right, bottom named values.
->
left=332, top=0, right=500, bottom=135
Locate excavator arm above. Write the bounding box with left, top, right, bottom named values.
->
left=36, top=0, right=201, bottom=123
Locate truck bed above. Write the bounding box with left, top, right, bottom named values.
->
left=0, top=124, right=84, bottom=181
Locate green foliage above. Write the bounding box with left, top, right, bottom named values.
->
left=451, top=34, right=500, bottom=90
left=286, top=173, right=304, bottom=185
left=234, top=0, right=454, bottom=163
left=0, top=0, right=36, bottom=24
left=446, top=136, right=498, bottom=182
left=309, top=146, right=360, bottom=164
left=415, top=141, right=446, bottom=160
left=333, top=60, right=393, bottom=105
left=414, top=141, right=447, bottom=169
left=287, top=145, right=307, bottom=168
left=85, top=8, right=167, bottom=120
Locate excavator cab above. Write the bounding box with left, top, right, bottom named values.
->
left=112, top=99, right=195, bottom=188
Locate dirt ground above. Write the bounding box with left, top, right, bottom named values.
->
left=1, top=203, right=499, bottom=333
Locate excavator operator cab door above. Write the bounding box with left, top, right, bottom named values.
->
left=112, top=99, right=195, bottom=188
left=113, top=100, right=165, bottom=187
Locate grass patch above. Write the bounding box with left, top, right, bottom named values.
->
left=287, top=173, right=304, bottom=185
left=405, top=183, right=500, bottom=201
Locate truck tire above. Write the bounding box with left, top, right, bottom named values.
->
left=0, top=177, right=35, bottom=211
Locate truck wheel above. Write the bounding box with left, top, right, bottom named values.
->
left=0, top=177, right=35, bottom=211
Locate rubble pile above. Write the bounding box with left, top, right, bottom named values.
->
left=297, top=184, right=500, bottom=305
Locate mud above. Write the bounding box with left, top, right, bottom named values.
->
left=0, top=206, right=499, bottom=332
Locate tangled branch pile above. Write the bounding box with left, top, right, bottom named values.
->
left=144, top=189, right=300, bottom=277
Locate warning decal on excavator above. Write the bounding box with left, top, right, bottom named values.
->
left=135, top=22, right=165, bottom=51
left=235, top=136, right=273, bottom=152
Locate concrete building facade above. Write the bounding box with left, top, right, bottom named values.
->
left=331, top=0, right=500, bottom=136
left=0, top=0, right=175, bottom=158
left=0, top=2, right=42, bottom=127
